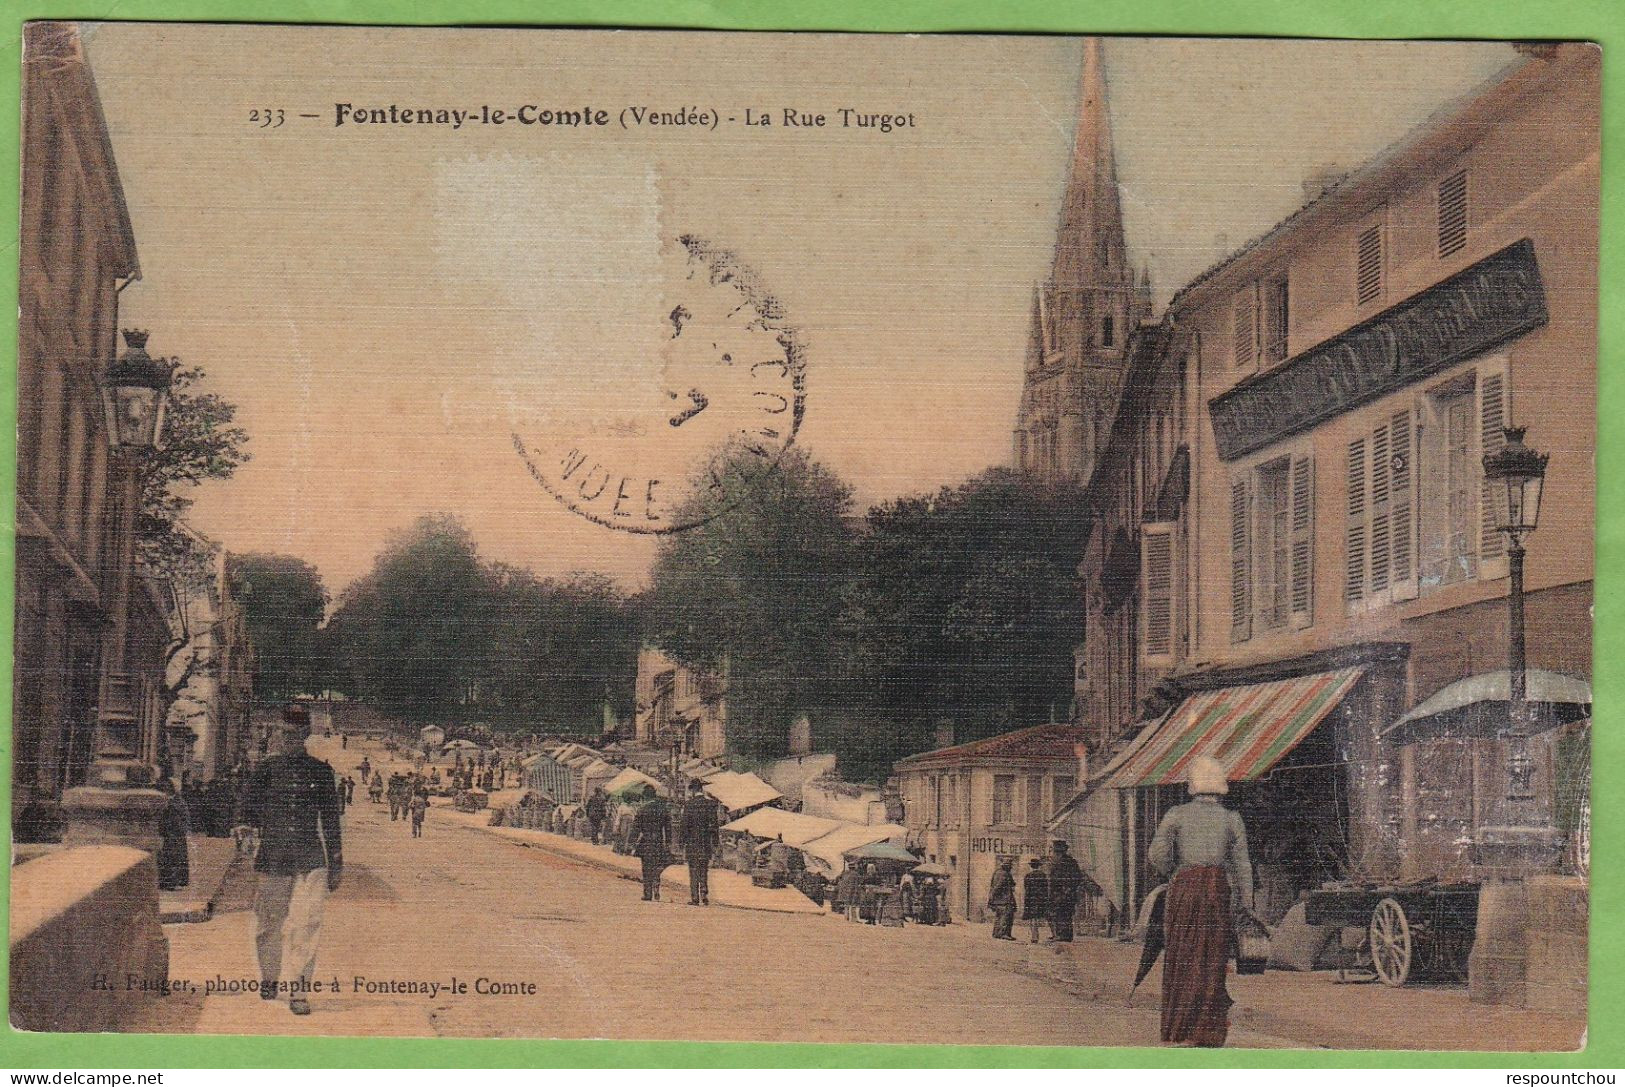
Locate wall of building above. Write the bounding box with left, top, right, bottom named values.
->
left=12, top=23, right=139, bottom=833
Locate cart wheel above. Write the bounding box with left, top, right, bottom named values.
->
left=1369, top=897, right=1413, bottom=987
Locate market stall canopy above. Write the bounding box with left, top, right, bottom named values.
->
left=1104, top=667, right=1366, bottom=788
left=701, top=771, right=782, bottom=812
left=1381, top=669, right=1592, bottom=747
left=604, top=767, right=665, bottom=797
left=722, top=807, right=842, bottom=847
left=844, top=841, right=919, bottom=865
left=443, top=739, right=480, bottom=750
left=911, top=861, right=949, bottom=877
left=799, top=823, right=910, bottom=872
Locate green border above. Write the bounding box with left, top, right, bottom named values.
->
left=0, top=0, right=1618, bottom=1069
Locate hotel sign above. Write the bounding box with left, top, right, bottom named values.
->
left=1208, top=239, right=1548, bottom=461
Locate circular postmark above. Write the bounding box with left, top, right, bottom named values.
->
left=513, top=234, right=806, bottom=533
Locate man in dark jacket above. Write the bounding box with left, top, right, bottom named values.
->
left=629, top=784, right=670, bottom=902
left=987, top=856, right=1018, bottom=940
left=1022, top=857, right=1050, bottom=943
left=678, top=780, right=721, bottom=906
left=234, top=706, right=343, bottom=1015
left=1046, top=839, right=1083, bottom=942
left=585, top=789, right=608, bottom=845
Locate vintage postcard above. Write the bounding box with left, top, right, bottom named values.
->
left=9, top=24, right=1596, bottom=1051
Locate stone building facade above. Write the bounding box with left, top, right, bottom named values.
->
left=13, top=23, right=142, bottom=839
left=1057, top=44, right=1597, bottom=924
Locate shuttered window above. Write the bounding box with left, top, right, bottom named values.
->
left=1438, top=170, right=1468, bottom=258
left=1265, top=275, right=1290, bottom=363
left=1290, top=454, right=1315, bottom=627
left=1346, top=411, right=1418, bottom=608
left=992, top=775, right=1016, bottom=826
left=1230, top=479, right=1252, bottom=641
left=1141, top=522, right=1175, bottom=664
left=1258, top=460, right=1292, bottom=629
left=1478, top=361, right=1510, bottom=579
left=1233, top=287, right=1257, bottom=369
left=1356, top=224, right=1384, bottom=305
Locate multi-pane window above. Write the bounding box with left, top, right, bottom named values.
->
left=1257, top=459, right=1292, bottom=629
left=1051, top=776, right=1076, bottom=818
left=1356, top=223, right=1384, bottom=305
left=1438, top=170, right=1468, bottom=257
left=1413, top=363, right=1509, bottom=594
left=1101, top=312, right=1115, bottom=348
left=1231, top=451, right=1315, bottom=640
left=1026, top=775, right=1044, bottom=828
left=992, top=774, right=1016, bottom=826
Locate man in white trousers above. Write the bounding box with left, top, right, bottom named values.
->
left=234, top=704, right=344, bottom=1015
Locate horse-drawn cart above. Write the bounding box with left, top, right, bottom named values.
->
left=1305, top=879, right=1479, bottom=986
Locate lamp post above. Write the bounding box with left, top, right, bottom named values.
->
left=1477, top=426, right=1560, bottom=862
left=61, top=330, right=175, bottom=850
left=1469, top=425, right=1562, bottom=1008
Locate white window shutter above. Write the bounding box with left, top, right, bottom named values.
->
left=1390, top=410, right=1418, bottom=602
left=1370, top=420, right=1393, bottom=595
left=1479, top=359, right=1511, bottom=581
left=1346, top=436, right=1368, bottom=604
left=1230, top=479, right=1252, bottom=642
left=1141, top=523, right=1176, bottom=665
left=1233, top=287, right=1257, bottom=370
left=1290, top=454, right=1315, bottom=628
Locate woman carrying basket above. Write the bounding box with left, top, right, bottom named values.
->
left=1147, top=756, right=1252, bottom=1048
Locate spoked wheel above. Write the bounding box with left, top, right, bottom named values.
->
left=1369, top=897, right=1413, bottom=987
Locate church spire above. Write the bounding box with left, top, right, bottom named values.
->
left=1051, top=37, right=1130, bottom=291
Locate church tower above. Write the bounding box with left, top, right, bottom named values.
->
left=1013, top=38, right=1150, bottom=482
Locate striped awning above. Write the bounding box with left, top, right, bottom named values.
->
left=1106, top=667, right=1366, bottom=788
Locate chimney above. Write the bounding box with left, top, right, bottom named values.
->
left=1302, top=163, right=1349, bottom=203
left=934, top=719, right=955, bottom=750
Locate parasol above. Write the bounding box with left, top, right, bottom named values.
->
left=1380, top=669, right=1591, bottom=747
left=1131, top=884, right=1168, bottom=994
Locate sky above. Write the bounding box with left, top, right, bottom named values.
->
left=80, top=25, right=1516, bottom=596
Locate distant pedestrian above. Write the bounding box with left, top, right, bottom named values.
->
left=629, top=784, right=670, bottom=902
left=1047, top=840, right=1083, bottom=942
left=1022, top=858, right=1050, bottom=943
left=369, top=771, right=384, bottom=804
left=156, top=778, right=191, bottom=891
left=835, top=865, right=863, bottom=921
left=341, top=733, right=348, bottom=750
left=679, top=780, right=721, bottom=906
left=342, top=776, right=356, bottom=808
left=988, top=856, right=1017, bottom=940
left=1149, top=756, right=1252, bottom=1048
left=915, top=875, right=939, bottom=925
left=899, top=872, right=916, bottom=922
left=233, top=706, right=342, bottom=1017
left=358, top=756, right=371, bottom=781
left=409, top=790, right=428, bottom=838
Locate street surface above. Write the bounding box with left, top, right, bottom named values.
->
left=127, top=738, right=1583, bottom=1050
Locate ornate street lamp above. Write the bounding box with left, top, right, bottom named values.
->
left=62, top=330, right=176, bottom=850
left=1476, top=425, right=1561, bottom=869
left=100, top=329, right=174, bottom=450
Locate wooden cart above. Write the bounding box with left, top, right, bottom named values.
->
left=1304, top=879, right=1479, bottom=987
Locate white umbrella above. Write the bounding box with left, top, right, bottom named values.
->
left=1381, top=669, right=1591, bottom=747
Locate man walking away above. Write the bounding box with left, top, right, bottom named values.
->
left=234, top=705, right=343, bottom=1016
left=585, top=788, right=608, bottom=845
left=1022, top=857, right=1050, bottom=943
left=409, top=789, right=428, bottom=838
left=629, top=784, right=670, bottom=902
left=679, top=779, right=721, bottom=905
left=1047, top=840, right=1083, bottom=943
left=988, top=856, right=1017, bottom=940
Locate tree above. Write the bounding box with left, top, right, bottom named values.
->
left=325, top=514, right=640, bottom=731
left=644, top=444, right=859, bottom=761
left=137, top=362, right=251, bottom=582
left=228, top=553, right=329, bottom=702
left=836, top=468, right=1088, bottom=780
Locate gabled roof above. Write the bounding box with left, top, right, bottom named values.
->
left=895, top=723, right=1089, bottom=769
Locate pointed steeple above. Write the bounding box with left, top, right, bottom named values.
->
left=1051, top=37, right=1130, bottom=291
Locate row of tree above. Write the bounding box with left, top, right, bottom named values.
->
left=229, top=446, right=1087, bottom=783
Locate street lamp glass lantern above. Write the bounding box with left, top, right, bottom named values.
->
left=1482, top=426, right=1548, bottom=541
left=101, top=329, right=174, bottom=450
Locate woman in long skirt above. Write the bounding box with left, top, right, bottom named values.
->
left=1147, top=756, right=1252, bottom=1048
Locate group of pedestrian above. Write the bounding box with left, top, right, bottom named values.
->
left=987, top=840, right=1086, bottom=943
